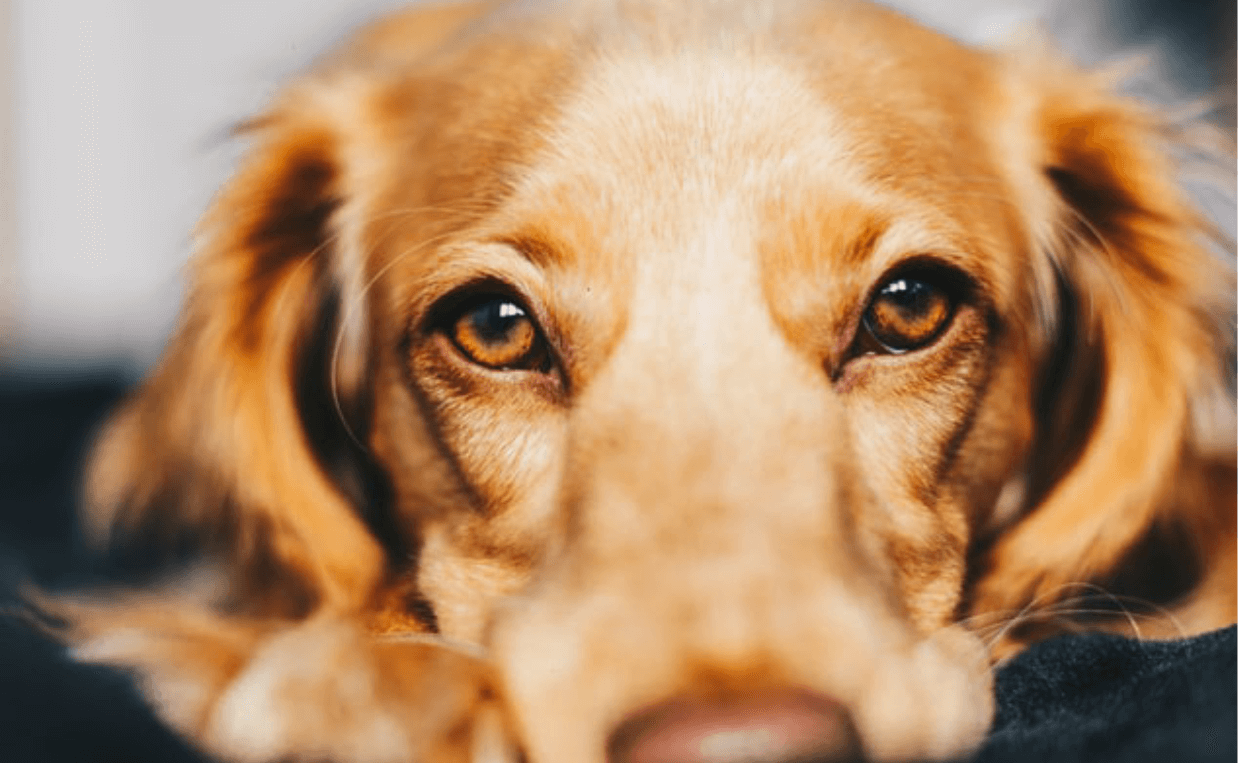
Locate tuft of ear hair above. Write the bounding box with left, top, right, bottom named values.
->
left=972, top=49, right=1236, bottom=639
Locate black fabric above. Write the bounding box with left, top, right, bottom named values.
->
left=0, top=612, right=208, bottom=763
left=970, top=626, right=1236, bottom=763
left=0, top=376, right=1233, bottom=762
left=0, top=375, right=205, bottom=762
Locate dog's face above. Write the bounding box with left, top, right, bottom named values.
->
left=78, top=2, right=1234, bottom=762
left=381, top=10, right=1034, bottom=757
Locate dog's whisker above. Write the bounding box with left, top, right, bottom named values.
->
left=975, top=581, right=1193, bottom=650
left=329, top=227, right=484, bottom=451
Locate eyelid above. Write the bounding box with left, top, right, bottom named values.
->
left=435, top=288, right=538, bottom=339
left=421, top=277, right=537, bottom=334
left=406, top=240, right=550, bottom=333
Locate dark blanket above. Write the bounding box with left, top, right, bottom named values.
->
left=973, top=626, right=1236, bottom=763
left=1, top=376, right=1234, bottom=763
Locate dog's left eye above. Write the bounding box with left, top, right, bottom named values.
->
left=448, top=297, right=550, bottom=370
left=861, top=276, right=954, bottom=353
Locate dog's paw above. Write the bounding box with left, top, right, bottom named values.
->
left=201, top=618, right=516, bottom=763
left=43, top=590, right=518, bottom=763
left=135, top=621, right=513, bottom=763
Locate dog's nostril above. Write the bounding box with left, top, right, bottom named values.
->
left=607, top=689, right=861, bottom=763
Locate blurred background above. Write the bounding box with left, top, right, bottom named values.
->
left=0, top=0, right=1232, bottom=379
left=0, top=0, right=420, bottom=378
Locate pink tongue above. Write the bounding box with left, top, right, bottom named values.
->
left=609, top=690, right=859, bottom=763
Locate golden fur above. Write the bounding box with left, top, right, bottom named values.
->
left=54, top=2, right=1235, bottom=762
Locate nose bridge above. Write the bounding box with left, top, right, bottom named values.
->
left=545, top=233, right=876, bottom=690
left=579, top=348, right=837, bottom=533
left=566, top=225, right=852, bottom=564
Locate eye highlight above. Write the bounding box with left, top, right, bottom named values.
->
left=448, top=296, right=550, bottom=370
left=861, top=275, right=954, bottom=353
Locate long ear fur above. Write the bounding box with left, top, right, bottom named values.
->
left=83, top=2, right=496, bottom=617
left=974, top=52, right=1236, bottom=630
left=83, top=83, right=387, bottom=614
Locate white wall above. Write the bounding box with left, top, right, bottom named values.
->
left=9, top=0, right=413, bottom=373
left=0, top=0, right=15, bottom=358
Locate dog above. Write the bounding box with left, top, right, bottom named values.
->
left=50, top=1, right=1236, bottom=762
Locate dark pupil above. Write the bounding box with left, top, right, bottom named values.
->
left=470, top=300, right=526, bottom=344
left=880, top=278, right=932, bottom=316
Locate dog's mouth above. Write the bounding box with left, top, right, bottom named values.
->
left=607, top=689, right=862, bottom=763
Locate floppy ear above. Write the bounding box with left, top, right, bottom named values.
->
left=84, top=84, right=387, bottom=614
left=973, top=55, right=1235, bottom=627
left=83, top=1, right=495, bottom=618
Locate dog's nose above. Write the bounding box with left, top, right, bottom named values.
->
left=607, top=689, right=861, bottom=763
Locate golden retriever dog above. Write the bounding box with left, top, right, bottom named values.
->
left=50, top=1, right=1235, bottom=762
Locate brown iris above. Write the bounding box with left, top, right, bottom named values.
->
left=449, top=297, right=548, bottom=370
left=862, top=276, right=953, bottom=353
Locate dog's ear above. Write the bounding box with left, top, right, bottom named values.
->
left=84, top=84, right=387, bottom=614
left=974, top=54, right=1235, bottom=624
left=83, top=3, right=496, bottom=616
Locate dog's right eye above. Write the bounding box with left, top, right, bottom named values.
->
left=447, top=296, right=551, bottom=371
